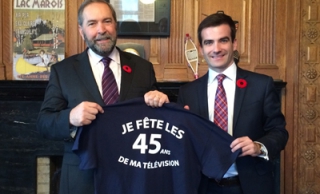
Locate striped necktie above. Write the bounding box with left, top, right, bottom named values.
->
left=101, top=57, right=119, bottom=105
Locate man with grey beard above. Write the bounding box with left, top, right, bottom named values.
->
left=36, top=0, right=168, bottom=193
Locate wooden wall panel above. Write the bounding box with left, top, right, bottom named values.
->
left=298, top=1, right=320, bottom=193
left=0, top=0, right=3, bottom=80
left=65, top=0, right=84, bottom=57
left=283, top=0, right=300, bottom=193
left=1, top=0, right=13, bottom=80
left=167, top=0, right=184, bottom=64
left=162, top=0, right=195, bottom=82
left=259, top=0, right=276, bottom=64
left=253, top=0, right=280, bottom=78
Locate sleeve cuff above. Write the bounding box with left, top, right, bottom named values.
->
left=254, top=141, right=269, bottom=161
left=70, top=126, right=78, bottom=138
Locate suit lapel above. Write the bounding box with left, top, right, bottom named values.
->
left=198, top=73, right=210, bottom=119
left=233, top=68, right=248, bottom=131
left=118, top=49, right=135, bottom=101
left=74, top=49, right=105, bottom=105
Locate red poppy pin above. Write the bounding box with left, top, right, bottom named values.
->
left=236, top=79, right=247, bottom=88
left=122, top=65, right=132, bottom=73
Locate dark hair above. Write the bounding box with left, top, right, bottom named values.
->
left=78, top=0, right=117, bottom=26
left=197, top=13, right=236, bottom=46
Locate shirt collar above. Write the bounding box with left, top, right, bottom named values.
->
left=87, top=47, right=120, bottom=65
left=208, top=63, right=237, bottom=84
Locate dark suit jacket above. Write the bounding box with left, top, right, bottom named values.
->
left=177, top=67, right=288, bottom=194
left=37, top=48, right=157, bottom=194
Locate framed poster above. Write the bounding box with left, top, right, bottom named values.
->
left=108, top=0, right=170, bottom=36
left=12, top=0, right=65, bottom=80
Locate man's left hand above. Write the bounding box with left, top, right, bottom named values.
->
left=230, top=136, right=261, bottom=157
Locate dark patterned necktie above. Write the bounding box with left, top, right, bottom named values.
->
left=101, top=57, right=119, bottom=105
left=214, top=74, right=228, bottom=132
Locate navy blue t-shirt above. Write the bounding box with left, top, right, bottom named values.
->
left=73, top=98, right=241, bottom=194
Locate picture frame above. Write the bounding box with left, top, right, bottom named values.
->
left=12, top=0, right=66, bottom=80
left=107, top=0, right=171, bottom=36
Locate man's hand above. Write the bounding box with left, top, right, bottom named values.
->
left=144, top=90, right=169, bottom=107
left=69, top=102, right=104, bottom=126
left=230, top=136, right=261, bottom=157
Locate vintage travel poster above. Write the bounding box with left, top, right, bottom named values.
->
left=13, top=0, right=65, bottom=80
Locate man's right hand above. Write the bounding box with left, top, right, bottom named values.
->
left=69, top=102, right=104, bottom=126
